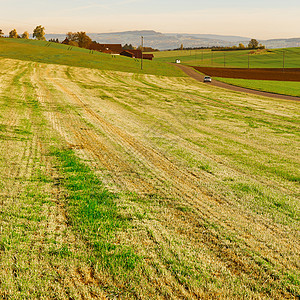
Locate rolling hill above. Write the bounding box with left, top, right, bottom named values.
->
left=0, top=37, right=184, bottom=76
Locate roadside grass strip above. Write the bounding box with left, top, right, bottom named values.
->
left=215, top=77, right=300, bottom=98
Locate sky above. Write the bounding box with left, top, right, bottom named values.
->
left=0, top=0, right=300, bottom=39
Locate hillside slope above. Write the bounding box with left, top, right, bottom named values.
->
left=0, top=38, right=184, bottom=77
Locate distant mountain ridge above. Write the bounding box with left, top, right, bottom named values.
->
left=44, top=31, right=300, bottom=50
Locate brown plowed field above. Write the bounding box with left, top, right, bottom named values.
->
left=175, top=64, right=300, bottom=101
left=193, top=66, right=300, bottom=81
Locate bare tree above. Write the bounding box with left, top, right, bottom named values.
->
left=9, top=29, right=18, bottom=38
left=33, top=25, right=45, bottom=40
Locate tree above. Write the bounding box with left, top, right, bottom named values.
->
left=66, top=32, right=77, bottom=41
left=33, top=25, right=45, bottom=40
left=66, top=31, right=92, bottom=48
left=22, top=31, right=29, bottom=39
left=0, top=29, right=4, bottom=37
left=69, top=40, right=79, bottom=47
left=123, top=43, right=134, bottom=50
left=49, top=38, right=60, bottom=43
left=9, top=29, right=18, bottom=38
left=248, top=39, right=259, bottom=49
left=259, top=43, right=265, bottom=49
left=76, top=32, right=91, bottom=48
left=238, top=43, right=245, bottom=49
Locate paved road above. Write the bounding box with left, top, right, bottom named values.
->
left=175, top=64, right=300, bottom=102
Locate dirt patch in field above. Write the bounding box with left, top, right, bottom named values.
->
left=193, top=66, right=300, bottom=81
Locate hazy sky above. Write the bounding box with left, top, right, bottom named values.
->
left=0, top=0, right=299, bottom=38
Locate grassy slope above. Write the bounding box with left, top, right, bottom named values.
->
left=215, top=77, right=300, bottom=97
left=0, top=40, right=299, bottom=299
left=0, top=38, right=185, bottom=77
left=150, top=48, right=300, bottom=68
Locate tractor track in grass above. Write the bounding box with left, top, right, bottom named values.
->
left=30, top=64, right=299, bottom=299
left=35, top=71, right=200, bottom=299
left=175, top=64, right=300, bottom=102
left=29, top=64, right=119, bottom=299
left=0, top=54, right=298, bottom=298
left=0, top=60, right=288, bottom=298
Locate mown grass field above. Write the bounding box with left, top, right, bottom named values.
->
left=215, top=77, right=300, bottom=97
left=0, top=39, right=299, bottom=299
left=150, top=47, right=300, bottom=69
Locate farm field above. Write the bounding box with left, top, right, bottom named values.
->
left=150, top=47, right=300, bottom=69
left=215, top=77, right=300, bottom=97
left=0, top=38, right=184, bottom=77
left=0, top=42, right=299, bottom=298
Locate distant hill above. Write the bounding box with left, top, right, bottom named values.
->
left=44, top=31, right=300, bottom=50
left=166, top=33, right=251, bottom=42
left=263, top=38, right=300, bottom=49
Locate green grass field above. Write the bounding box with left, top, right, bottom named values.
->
left=149, top=47, right=300, bottom=97
left=0, top=39, right=299, bottom=299
left=0, top=38, right=185, bottom=76
left=215, top=77, right=300, bottom=97
left=150, top=47, right=300, bottom=68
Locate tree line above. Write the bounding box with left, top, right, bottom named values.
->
left=211, top=39, right=265, bottom=51
left=0, top=27, right=156, bottom=52
left=0, top=25, right=46, bottom=40
left=172, top=39, right=265, bottom=52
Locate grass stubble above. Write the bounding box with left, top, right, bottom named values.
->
left=0, top=57, right=299, bottom=299
left=0, top=60, right=114, bottom=299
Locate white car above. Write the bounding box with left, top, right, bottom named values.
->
left=203, top=76, right=212, bottom=82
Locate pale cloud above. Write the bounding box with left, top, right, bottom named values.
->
left=66, top=0, right=144, bottom=12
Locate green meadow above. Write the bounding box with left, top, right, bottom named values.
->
left=149, top=48, right=300, bottom=97
left=215, top=77, right=300, bottom=97
left=0, top=38, right=185, bottom=76
left=150, top=47, right=300, bottom=68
